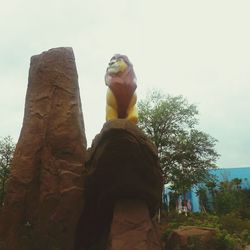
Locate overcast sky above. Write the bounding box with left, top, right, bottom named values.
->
left=0, top=0, right=250, bottom=168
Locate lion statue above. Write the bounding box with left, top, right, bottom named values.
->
left=105, top=54, right=138, bottom=123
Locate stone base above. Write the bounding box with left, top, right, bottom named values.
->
left=108, top=200, right=162, bottom=250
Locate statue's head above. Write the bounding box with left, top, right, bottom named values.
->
left=105, top=54, right=136, bottom=87
left=106, top=54, right=133, bottom=75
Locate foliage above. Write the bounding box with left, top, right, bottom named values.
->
left=195, top=177, right=250, bottom=218
left=215, top=230, right=242, bottom=250
left=214, top=190, right=242, bottom=215
left=220, top=213, right=250, bottom=235
left=239, top=189, right=250, bottom=218
left=212, top=178, right=250, bottom=217
left=161, top=212, right=250, bottom=249
left=0, top=136, right=15, bottom=206
left=138, top=90, right=219, bottom=194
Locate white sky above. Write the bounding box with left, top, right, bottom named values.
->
left=0, top=0, right=250, bottom=168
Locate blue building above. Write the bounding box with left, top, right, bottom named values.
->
left=210, top=167, right=250, bottom=189
left=163, top=166, right=250, bottom=212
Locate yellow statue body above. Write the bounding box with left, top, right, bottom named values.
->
left=105, top=54, right=138, bottom=123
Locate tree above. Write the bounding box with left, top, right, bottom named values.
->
left=213, top=178, right=248, bottom=215
left=0, top=136, right=15, bottom=206
left=138, top=90, right=219, bottom=194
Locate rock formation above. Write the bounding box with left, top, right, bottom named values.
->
left=74, top=120, right=163, bottom=250
left=0, top=48, right=163, bottom=250
left=0, top=47, right=86, bottom=250
left=166, top=226, right=217, bottom=250
left=108, top=200, right=162, bottom=250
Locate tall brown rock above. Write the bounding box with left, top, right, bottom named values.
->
left=0, top=47, right=86, bottom=250
left=74, top=120, right=163, bottom=250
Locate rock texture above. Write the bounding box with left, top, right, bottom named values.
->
left=166, top=226, right=217, bottom=250
left=74, top=120, right=163, bottom=250
left=108, top=200, right=162, bottom=250
left=0, top=47, right=86, bottom=250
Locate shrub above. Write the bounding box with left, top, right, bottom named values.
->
left=215, top=230, right=242, bottom=250
left=161, top=212, right=249, bottom=249
left=220, top=213, right=250, bottom=234
left=240, top=229, right=250, bottom=245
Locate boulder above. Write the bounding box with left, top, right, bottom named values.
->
left=74, top=119, right=163, bottom=249
left=0, top=47, right=86, bottom=250
left=166, top=226, right=217, bottom=250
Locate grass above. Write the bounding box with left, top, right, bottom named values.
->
left=160, top=211, right=250, bottom=250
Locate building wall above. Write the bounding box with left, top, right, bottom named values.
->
left=210, top=167, right=250, bottom=189
left=163, top=167, right=250, bottom=212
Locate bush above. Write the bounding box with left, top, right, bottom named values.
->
left=213, top=179, right=250, bottom=217
left=220, top=213, right=250, bottom=234
left=238, top=189, right=250, bottom=219
left=161, top=212, right=249, bottom=249
left=215, top=229, right=242, bottom=250
left=214, top=190, right=242, bottom=215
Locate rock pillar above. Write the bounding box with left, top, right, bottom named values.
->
left=0, top=47, right=86, bottom=250
left=108, top=200, right=162, bottom=250
left=74, top=120, right=163, bottom=250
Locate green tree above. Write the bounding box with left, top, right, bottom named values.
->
left=0, top=136, right=15, bottom=206
left=214, top=178, right=250, bottom=217
left=231, top=178, right=242, bottom=190
left=138, top=90, right=219, bottom=194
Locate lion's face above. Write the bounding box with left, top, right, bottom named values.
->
left=106, top=56, right=128, bottom=75
left=105, top=54, right=137, bottom=88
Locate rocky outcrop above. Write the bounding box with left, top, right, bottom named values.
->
left=166, top=226, right=217, bottom=250
left=0, top=47, right=86, bottom=250
left=108, top=200, right=162, bottom=250
left=74, top=120, right=163, bottom=250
